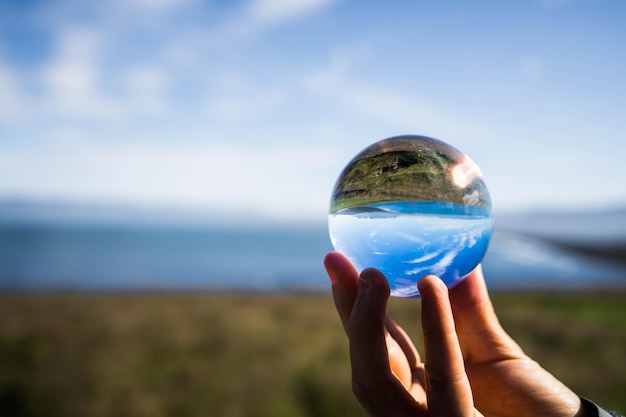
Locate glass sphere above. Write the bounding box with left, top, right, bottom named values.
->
left=328, top=135, right=493, bottom=297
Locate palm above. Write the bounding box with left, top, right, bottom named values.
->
left=384, top=321, right=571, bottom=417
left=448, top=270, right=581, bottom=417
left=384, top=315, right=427, bottom=402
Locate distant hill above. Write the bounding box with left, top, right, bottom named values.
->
left=0, top=198, right=286, bottom=229
left=495, top=208, right=626, bottom=264
left=496, top=207, right=626, bottom=241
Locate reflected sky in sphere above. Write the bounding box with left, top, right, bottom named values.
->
left=328, top=135, right=493, bottom=297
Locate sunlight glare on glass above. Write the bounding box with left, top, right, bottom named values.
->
left=452, top=155, right=483, bottom=188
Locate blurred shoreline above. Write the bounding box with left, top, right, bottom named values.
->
left=1, top=199, right=625, bottom=293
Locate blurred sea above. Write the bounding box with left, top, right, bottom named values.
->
left=1, top=202, right=625, bottom=292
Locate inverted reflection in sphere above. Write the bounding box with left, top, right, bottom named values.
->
left=328, top=135, right=493, bottom=297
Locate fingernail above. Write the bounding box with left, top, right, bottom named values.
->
left=417, top=278, right=425, bottom=293
left=417, top=275, right=437, bottom=294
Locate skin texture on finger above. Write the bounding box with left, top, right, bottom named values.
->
left=350, top=268, right=424, bottom=416
left=324, top=251, right=359, bottom=334
left=419, top=275, right=480, bottom=417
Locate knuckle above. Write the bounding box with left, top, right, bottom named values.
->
left=424, top=363, right=467, bottom=395
left=352, top=378, right=375, bottom=406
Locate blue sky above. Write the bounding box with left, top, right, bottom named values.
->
left=0, top=0, right=625, bottom=223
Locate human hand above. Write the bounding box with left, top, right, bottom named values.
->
left=324, top=251, right=585, bottom=417
left=325, top=251, right=481, bottom=416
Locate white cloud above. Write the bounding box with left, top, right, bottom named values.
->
left=1, top=0, right=343, bottom=127
left=122, top=0, right=193, bottom=13
left=211, top=69, right=250, bottom=93
left=303, top=46, right=488, bottom=141
left=207, top=90, right=286, bottom=122
left=42, top=59, right=95, bottom=97
left=27, top=23, right=180, bottom=121
left=161, top=40, right=202, bottom=70
left=0, top=63, right=26, bottom=122
left=222, top=0, right=342, bottom=39
left=2, top=0, right=624, bottom=220
left=333, top=85, right=444, bottom=132
left=122, top=66, right=172, bottom=116
left=123, top=67, right=170, bottom=94
left=205, top=67, right=290, bottom=122
left=36, top=27, right=121, bottom=120
left=0, top=140, right=341, bottom=221
left=247, top=0, right=340, bottom=25
left=304, top=44, right=370, bottom=90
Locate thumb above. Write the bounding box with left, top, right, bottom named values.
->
left=449, top=265, right=524, bottom=363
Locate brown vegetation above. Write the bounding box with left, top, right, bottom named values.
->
left=0, top=291, right=625, bottom=416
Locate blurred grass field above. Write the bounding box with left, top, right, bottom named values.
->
left=1, top=291, right=625, bottom=417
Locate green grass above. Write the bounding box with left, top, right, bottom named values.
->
left=1, top=291, right=625, bottom=416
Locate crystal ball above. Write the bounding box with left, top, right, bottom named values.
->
left=328, top=135, right=493, bottom=297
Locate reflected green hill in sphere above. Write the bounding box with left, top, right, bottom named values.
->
left=330, top=135, right=491, bottom=213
